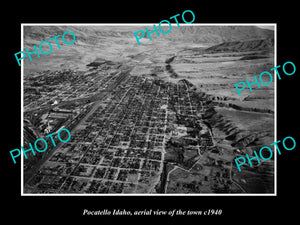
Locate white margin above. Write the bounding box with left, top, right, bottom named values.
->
left=21, top=23, right=277, bottom=196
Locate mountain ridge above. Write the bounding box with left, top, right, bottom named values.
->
left=24, top=25, right=274, bottom=46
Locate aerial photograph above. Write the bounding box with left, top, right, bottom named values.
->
left=22, top=24, right=275, bottom=194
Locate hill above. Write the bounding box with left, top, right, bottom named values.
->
left=22, top=25, right=274, bottom=74
left=205, top=38, right=274, bottom=53
left=144, top=25, right=273, bottom=43
left=24, top=25, right=274, bottom=46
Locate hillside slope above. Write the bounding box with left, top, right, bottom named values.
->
left=24, top=25, right=274, bottom=46
left=205, top=38, right=274, bottom=53
left=157, top=26, right=274, bottom=43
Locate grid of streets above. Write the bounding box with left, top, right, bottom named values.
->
left=24, top=68, right=214, bottom=194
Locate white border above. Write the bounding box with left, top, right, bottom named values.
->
left=21, top=23, right=277, bottom=196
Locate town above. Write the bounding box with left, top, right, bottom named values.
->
left=23, top=58, right=222, bottom=193
left=23, top=50, right=271, bottom=194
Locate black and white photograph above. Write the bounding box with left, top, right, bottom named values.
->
left=22, top=24, right=275, bottom=194
left=3, top=4, right=298, bottom=224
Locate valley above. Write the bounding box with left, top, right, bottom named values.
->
left=23, top=25, right=275, bottom=194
